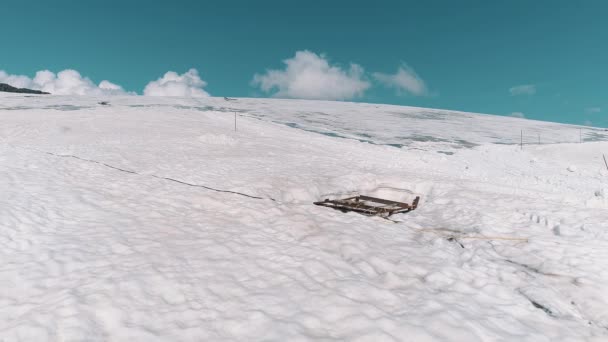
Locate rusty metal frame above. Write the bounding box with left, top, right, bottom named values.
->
left=314, top=195, right=420, bottom=217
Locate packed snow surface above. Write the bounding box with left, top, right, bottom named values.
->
left=1, top=94, right=608, bottom=341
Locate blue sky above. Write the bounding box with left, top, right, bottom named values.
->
left=1, top=0, right=606, bottom=126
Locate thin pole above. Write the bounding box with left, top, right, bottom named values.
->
left=521, top=130, right=523, bottom=150
left=580, top=128, right=582, bottom=143
left=538, top=133, right=540, bottom=145
left=603, top=154, right=608, bottom=171
left=234, top=112, right=237, bottom=132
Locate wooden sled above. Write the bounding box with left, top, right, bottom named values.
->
left=314, top=195, right=420, bottom=217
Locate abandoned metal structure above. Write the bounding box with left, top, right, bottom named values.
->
left=314, top=195, right=420, bottom=217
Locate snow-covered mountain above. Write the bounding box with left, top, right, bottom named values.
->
left=1, top=93, right=607, bottom=341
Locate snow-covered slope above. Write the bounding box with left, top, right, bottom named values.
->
left=1, top=94, right=607, bottom=341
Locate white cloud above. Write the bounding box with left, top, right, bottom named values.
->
left=0, top=71, right=32, bottom=89
left=252, top=50, right=370, bottom=100
left=0, top=69, right=129, bottom=95
left=585, top=107, right=601, bottom=114
left=143, top=69, right=210, bottom=97
left=510, top=112, right=525, bottom=118
left=99, top=80, right=125, bottom=92
left=509, top=84, right=536, bottom=96
left=373, top=64, right=428, bottom=96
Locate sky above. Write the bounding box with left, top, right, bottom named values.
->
left=1, top=0, right=606, bottom=126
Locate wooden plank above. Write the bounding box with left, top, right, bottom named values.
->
left=357, top=195, right=408, bottom=206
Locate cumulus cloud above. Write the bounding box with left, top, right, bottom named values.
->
left=0, top=69, right=129, bottom=95
left=252, top=50, right=370, bottom=100
left=373, top=64, right=428, bottom=96
left=0, top=71, right=32, bottom=89
left=143, top=69, right=210, bottom=97
left=510, top=112, right=525, bottom=118
left=509, top=84, right=536, bottom=96
left=585, top=107, right=601, bottom=114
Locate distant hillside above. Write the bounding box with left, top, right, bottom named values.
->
left=0, top=83, right=49, bottom=95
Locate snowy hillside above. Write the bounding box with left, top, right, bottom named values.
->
left=1, top=93, right=608, bottom=341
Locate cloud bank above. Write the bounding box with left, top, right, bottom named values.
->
left=509, top=84, right=536, bottom=96
left=143, top=69, right=210, bottom=97
left=0, top=68, right=210, bottom=97
left=252, top=50, right=370, bottom=100
left=0, top=69, right=128, bottom=96
left=373, top=64, right=428, bottom=96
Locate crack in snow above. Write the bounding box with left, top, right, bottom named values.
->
left=31, top=148, right=275, bottom=201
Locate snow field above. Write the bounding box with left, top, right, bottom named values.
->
left=0, top=94, right=607, bottom=341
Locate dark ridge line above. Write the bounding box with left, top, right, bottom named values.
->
left=504, top=259, right=563, bottom=278
left=150, top=175, right=268, bottom=200
left=529, top=299, right=555, bottom=317
left=0, top=83, right=50, bottom=95
left=446, top=236, right=465, bottom=248
left=101, top=163, right=137, bottom=174
left=40, top=150, right=273, bottom=201
left=517, top=289, right=556, bottom=318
